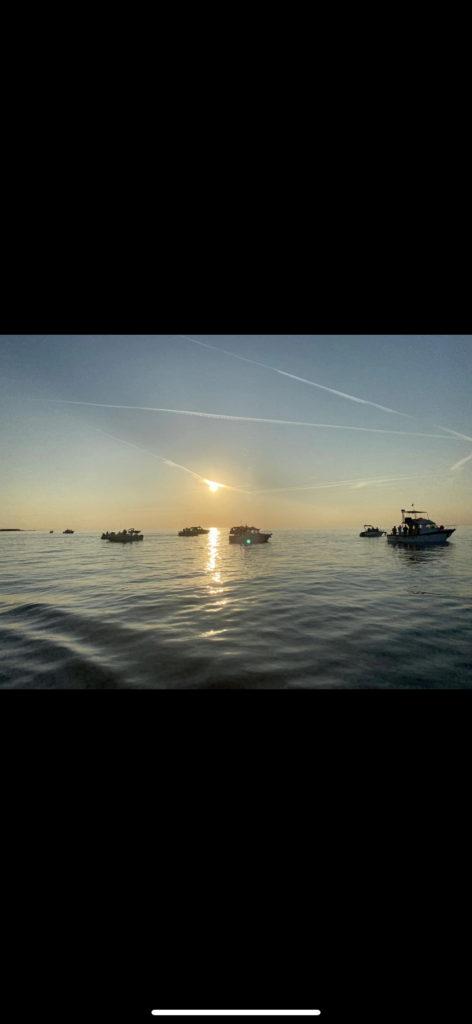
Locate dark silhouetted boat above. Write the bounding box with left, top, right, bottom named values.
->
left=63, top=529, right=74, bottom=534
left=360, top=525, right=385, bottom=537
left=103, top=528, right=143, bottom=543
left=178, top=526, right=210, bottom=536
left=229, top=525, right=272, bottom=544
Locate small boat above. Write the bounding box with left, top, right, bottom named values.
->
left=229, top=525, right=272, bottom=544
left=360, top=525, right=385, bottom=537
left=105, top=528, right=143, bottom=543
left=178, top=526, right=210, bottom=536
left=63, top=529, right=74, bottom=534
left=387, top=509, right=456, bottom=545
left=50, top=531, right=53, bottom=533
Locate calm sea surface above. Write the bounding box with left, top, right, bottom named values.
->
left=0, top=528, right=471, bottom=688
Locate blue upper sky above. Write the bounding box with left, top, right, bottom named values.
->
left=1, top=334, right=471, bottom=529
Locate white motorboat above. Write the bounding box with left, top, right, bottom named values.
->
left=387, top=509, right=455, bottom=545
left=360, top=525, right=385, bottom=537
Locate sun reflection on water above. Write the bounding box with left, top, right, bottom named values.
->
left=206, top=528, right=220, bottom=571
left=206, top=529, right=226, bottom=602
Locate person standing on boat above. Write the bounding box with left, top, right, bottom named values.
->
left=392, top=526, right=397, bottom=536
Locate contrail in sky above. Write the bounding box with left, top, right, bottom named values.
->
left=250, top=473, right=434, bottom=495
left=450, top=452, right=472, bottom=472
left=175, top=334, right=412, bottom=417
left=24, top=397, right=467, bottom=441
left=88, top=426, right=250, bottom=493
left=176, top=336, right=472, bottom=443
left=88, top=426, right=432, bottom=497
left=437, top=424, right=472, bottom=443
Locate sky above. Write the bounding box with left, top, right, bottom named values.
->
left=1, top=334, right=471, bottom=530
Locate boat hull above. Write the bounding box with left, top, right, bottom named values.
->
left=387, top=530, right=454, bottom=545
left=178, top=531, right=209, bottom=536
left=229, top=533, right=271, bottom=544
left=107, top=535, right=143, bottom=543
left=360, top=531, right=384, bottom=537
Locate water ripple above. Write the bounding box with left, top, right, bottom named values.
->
left=0, top=528, right=471, bottom=688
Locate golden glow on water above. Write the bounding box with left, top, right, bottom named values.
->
left=206, top=528, right=225, bottom=598
left=207, top=528, right=219, bottom=569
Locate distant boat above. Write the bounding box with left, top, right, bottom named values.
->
left=229, top=525, right=272, bottom=544
left=387, top=509, right=456, bottom=545
left=360, top=525, right=385, bottom=537
left=63, top=529, right=74, bottom=534
left=103, top=528, right=143, bottom=543
left=178, top=526, right=210, bottom=536
left=50, top=531, right=53, bottom=533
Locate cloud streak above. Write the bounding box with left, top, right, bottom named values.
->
left=437, top=424, right=472, bottom=443
left=80, top=426, right=437, bottom=500
left=88, top=426, right=250, bottom=494
left=175, top=334, right=412, bottom=417
left=450, top=452, right=472, bottom=472
left=249, top=473, right=434, bottom=496
left=24, top=397, right=468, bottom=441
left=176, top=336, right=472, bottom=444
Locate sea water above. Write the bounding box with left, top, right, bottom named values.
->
left=0, top=528, right=471, bottom=688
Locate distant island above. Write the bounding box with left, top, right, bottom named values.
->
left=0, top=528, right=23, bottom=531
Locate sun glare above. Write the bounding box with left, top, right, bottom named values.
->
left=207, top=481, right=221, bottom=492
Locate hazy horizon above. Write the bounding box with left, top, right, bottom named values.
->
left=1, top=334, right=471, bottom=531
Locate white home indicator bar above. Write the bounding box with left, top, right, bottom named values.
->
left=151, top=1013, right=321, bottom=1017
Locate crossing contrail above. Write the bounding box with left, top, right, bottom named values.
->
left=437, top=424, right=472, bottom=443
left=175, top=334, right=412, bottom=417
left=176, top=336, right=472, bottom=444
left=21, top=397, right=467, bottom=441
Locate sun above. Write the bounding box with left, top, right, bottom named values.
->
left=204, top=478, right=223, bottom=492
